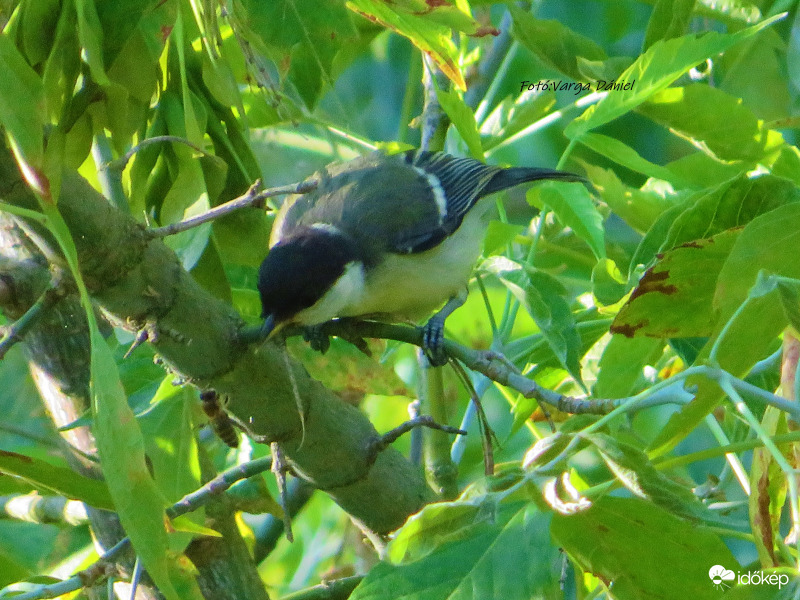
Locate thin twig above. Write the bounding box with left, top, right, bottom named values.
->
left=146, top=179, right=317, bottom=238
left=279, top=575, right=363, bottom=600
left=0, top=277, right=64, bottom=359
left=372, top=415, right=466, bottom=453
left=420, top=55, right=450, bottom=152
left=271, top=442, right=294, bottom=543
left=100, top=135, right=209, bottom=173
left=263, top=318, right=800, bottom=421
left=167, top=456, right=274, bottom=520
left=253, top=319, right=617, bottom=416
left=448, top=359, right=496, bottom=475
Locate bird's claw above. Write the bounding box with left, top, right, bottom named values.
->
left=422, top=317, right=448, bottom=367
left=303, top=325, right=331, bottom=354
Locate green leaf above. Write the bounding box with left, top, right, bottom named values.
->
left=638, top=84, right=785, bottom=164
left=772, top=145, right=800, bottom=187
left=508, top=4, right=606, bottom=81
left=595, top=336, right=664, bottom=399
left=612, top=229, right=740, bottom=338
left=20, top=0, right=61, bottom=66
left=387, top=500, right=483, bottom=564
left=75, top=0, right=110, bottom=85
left=696, top=0, right=761, bottom=26
left=643, top=0, right=696, bottom=50
left=777, top=280, right=800, bottom=334
left=663, top=175, right=799, bottom=251
left=436, top=87, right=482, bottom=158
left=353, top=503, right=560, bottom=600
left=665, top=151, right=749, bottom=189
left=650, top=235, right=798, bottom=455
left=565, top=13, right=784, bottom=139
left=579, top=132, right=689, bottom=186
left=90, top=330, right=188, bottom=600
left=41, top=1, right=81, bottom=121
left=583, top=164, right=683, bottom=234
left=714, top=202, right=800, bottom=321
left=0, top=450, right=114, bottom=511
left=483, top=93, right=556, bottom=151
left=591, top=258, right=628, bottom=306
left=483, top=221, right=524, bottom=257
left=552, top=496, right=738, bottom=600
left=719, top=29, right=789, bottom=122
left=139, top=382, right=202, bottom=505
left=236, top=0, right=360, bottom=107
left=0, top=32, right=46, bottom=176
left=721, top=578, right=798, bottom=599
left=482, top=257, right=583, bottom=385
left=105, top=0, right=176, bottom=103
left=529, top=182, right=605, bottom=260
left=0, top=553, right=34, bottom=588
left=346, top=0, right=466, bottom=90
left=587, top=433, right=724, bottom=525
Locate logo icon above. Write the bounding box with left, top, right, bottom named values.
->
left=709, top=565, right=735, bottom=590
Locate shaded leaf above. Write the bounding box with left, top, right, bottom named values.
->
left=529, top=182, right=605, bottom=260
left=591, top=258, right=628, bottom=306
left=643, top=0, right=697, bottom=50
left=75, top=0, right=110, bottom=85
left=0, top=33, right=45, bottom=176
left=353, top=503, right=560, bottom=600
left=483, top=257, right=583, bottom=384
left=509, top=4, right=606, bottom=81
left=595, top=335, right=664, bottom=399
left=552, top=496, right=737, bottom=600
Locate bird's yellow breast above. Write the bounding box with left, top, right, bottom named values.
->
left=338, top=206, right=489, bottom=321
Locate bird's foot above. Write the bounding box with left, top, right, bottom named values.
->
left=302, top=324, right=331, bottom=354
left=422, top=315, right=448, bottom=367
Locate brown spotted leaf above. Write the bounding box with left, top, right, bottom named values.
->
left=611, top=229, right=739, bottom=338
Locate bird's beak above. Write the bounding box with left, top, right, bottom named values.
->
left=261, top=314, right=277, bottom=339
left=260, top=314, right=289, bottom=341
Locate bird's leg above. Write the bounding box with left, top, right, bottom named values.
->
left=302, top=324, right=331, bottom=354
left=422, top=288, right=467, bottom=366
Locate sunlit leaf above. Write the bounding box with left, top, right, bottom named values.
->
left=0, top=450, right=113, bottom=511
left=566, top=14, right=784, bottom=139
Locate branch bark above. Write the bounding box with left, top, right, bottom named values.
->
left=0, top=142, right=432, bottom=536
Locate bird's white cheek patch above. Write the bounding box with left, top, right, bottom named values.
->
left=293, top=261, right=367, bottom=326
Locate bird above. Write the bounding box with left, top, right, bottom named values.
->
left=257, top=149, right=583, bottom=365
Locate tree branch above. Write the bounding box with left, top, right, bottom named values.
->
left=146, top=178, right=317, bottom=238
left=273, top=319, right=618, bottom=415
left=0, top=142, right=433, bottom=537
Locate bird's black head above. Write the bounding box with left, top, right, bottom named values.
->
left=258, top=226, right=361, bottom=331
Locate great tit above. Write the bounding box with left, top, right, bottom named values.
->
left=258, top=149, right=583, bottom=364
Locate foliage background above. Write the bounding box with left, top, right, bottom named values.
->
left=1, top=0, right=800, bottom=599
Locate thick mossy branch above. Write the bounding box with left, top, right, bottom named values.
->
left=0, top=146, right=432, bottom=535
